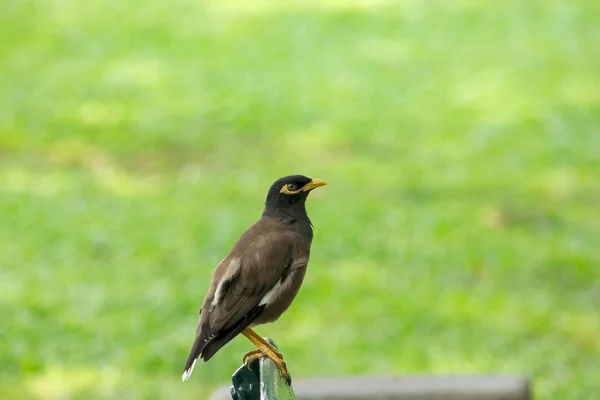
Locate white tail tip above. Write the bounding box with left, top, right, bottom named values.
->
left=181, top=358, right=197, bottom=382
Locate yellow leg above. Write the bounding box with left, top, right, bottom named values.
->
left=241, top=328, right=288, bottom=379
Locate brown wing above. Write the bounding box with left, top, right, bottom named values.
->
left=182, top=218, right=297, bottom=376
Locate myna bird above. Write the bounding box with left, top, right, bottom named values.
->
left=182, top=175, right=327, bottom=383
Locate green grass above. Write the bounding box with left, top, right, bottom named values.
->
left=1, top=0, right=599, bottom=399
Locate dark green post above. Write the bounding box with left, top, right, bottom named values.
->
left=229, top=338, right=296, bottom=400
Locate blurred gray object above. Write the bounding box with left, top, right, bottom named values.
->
left=285, top=376, right=530, bottom=400
left=210, top=352, right=531, bottom=400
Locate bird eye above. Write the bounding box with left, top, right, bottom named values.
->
left=287, top=183, right=298, bottom=191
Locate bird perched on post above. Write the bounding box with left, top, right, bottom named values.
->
left=181, top=175, right=327, bottom=383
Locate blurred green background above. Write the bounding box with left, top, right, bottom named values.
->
left=1, top=0, right=599, bottom=399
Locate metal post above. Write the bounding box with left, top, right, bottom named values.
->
left=228, top=338, right=296, bottom=400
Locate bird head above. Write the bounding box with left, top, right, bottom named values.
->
left=264, top=175, right=327, bottom=213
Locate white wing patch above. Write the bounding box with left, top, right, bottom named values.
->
left=211, top=258, right=241, bottom=307
left=211, top=283, right=225, bottom=307
left=259, top=280, right=284, bottom=306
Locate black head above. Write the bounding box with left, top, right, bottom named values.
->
left=263, top=175, right=327, bottom=218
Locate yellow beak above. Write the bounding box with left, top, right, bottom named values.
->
left=301, top=178, right=327, bottom=191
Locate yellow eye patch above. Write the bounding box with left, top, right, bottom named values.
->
left=280, top=184, right=300, bottom=194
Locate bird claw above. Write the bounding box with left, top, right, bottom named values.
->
left=243, top=348, right=283, bottom=364
left=242, top=348, right=289, bottom=383
left=243, top=349, right=262, bottom=368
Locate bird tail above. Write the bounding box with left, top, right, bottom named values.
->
left=181, top=305, right=266, bottom=383
left=182, top=335, right=206, bottom=382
